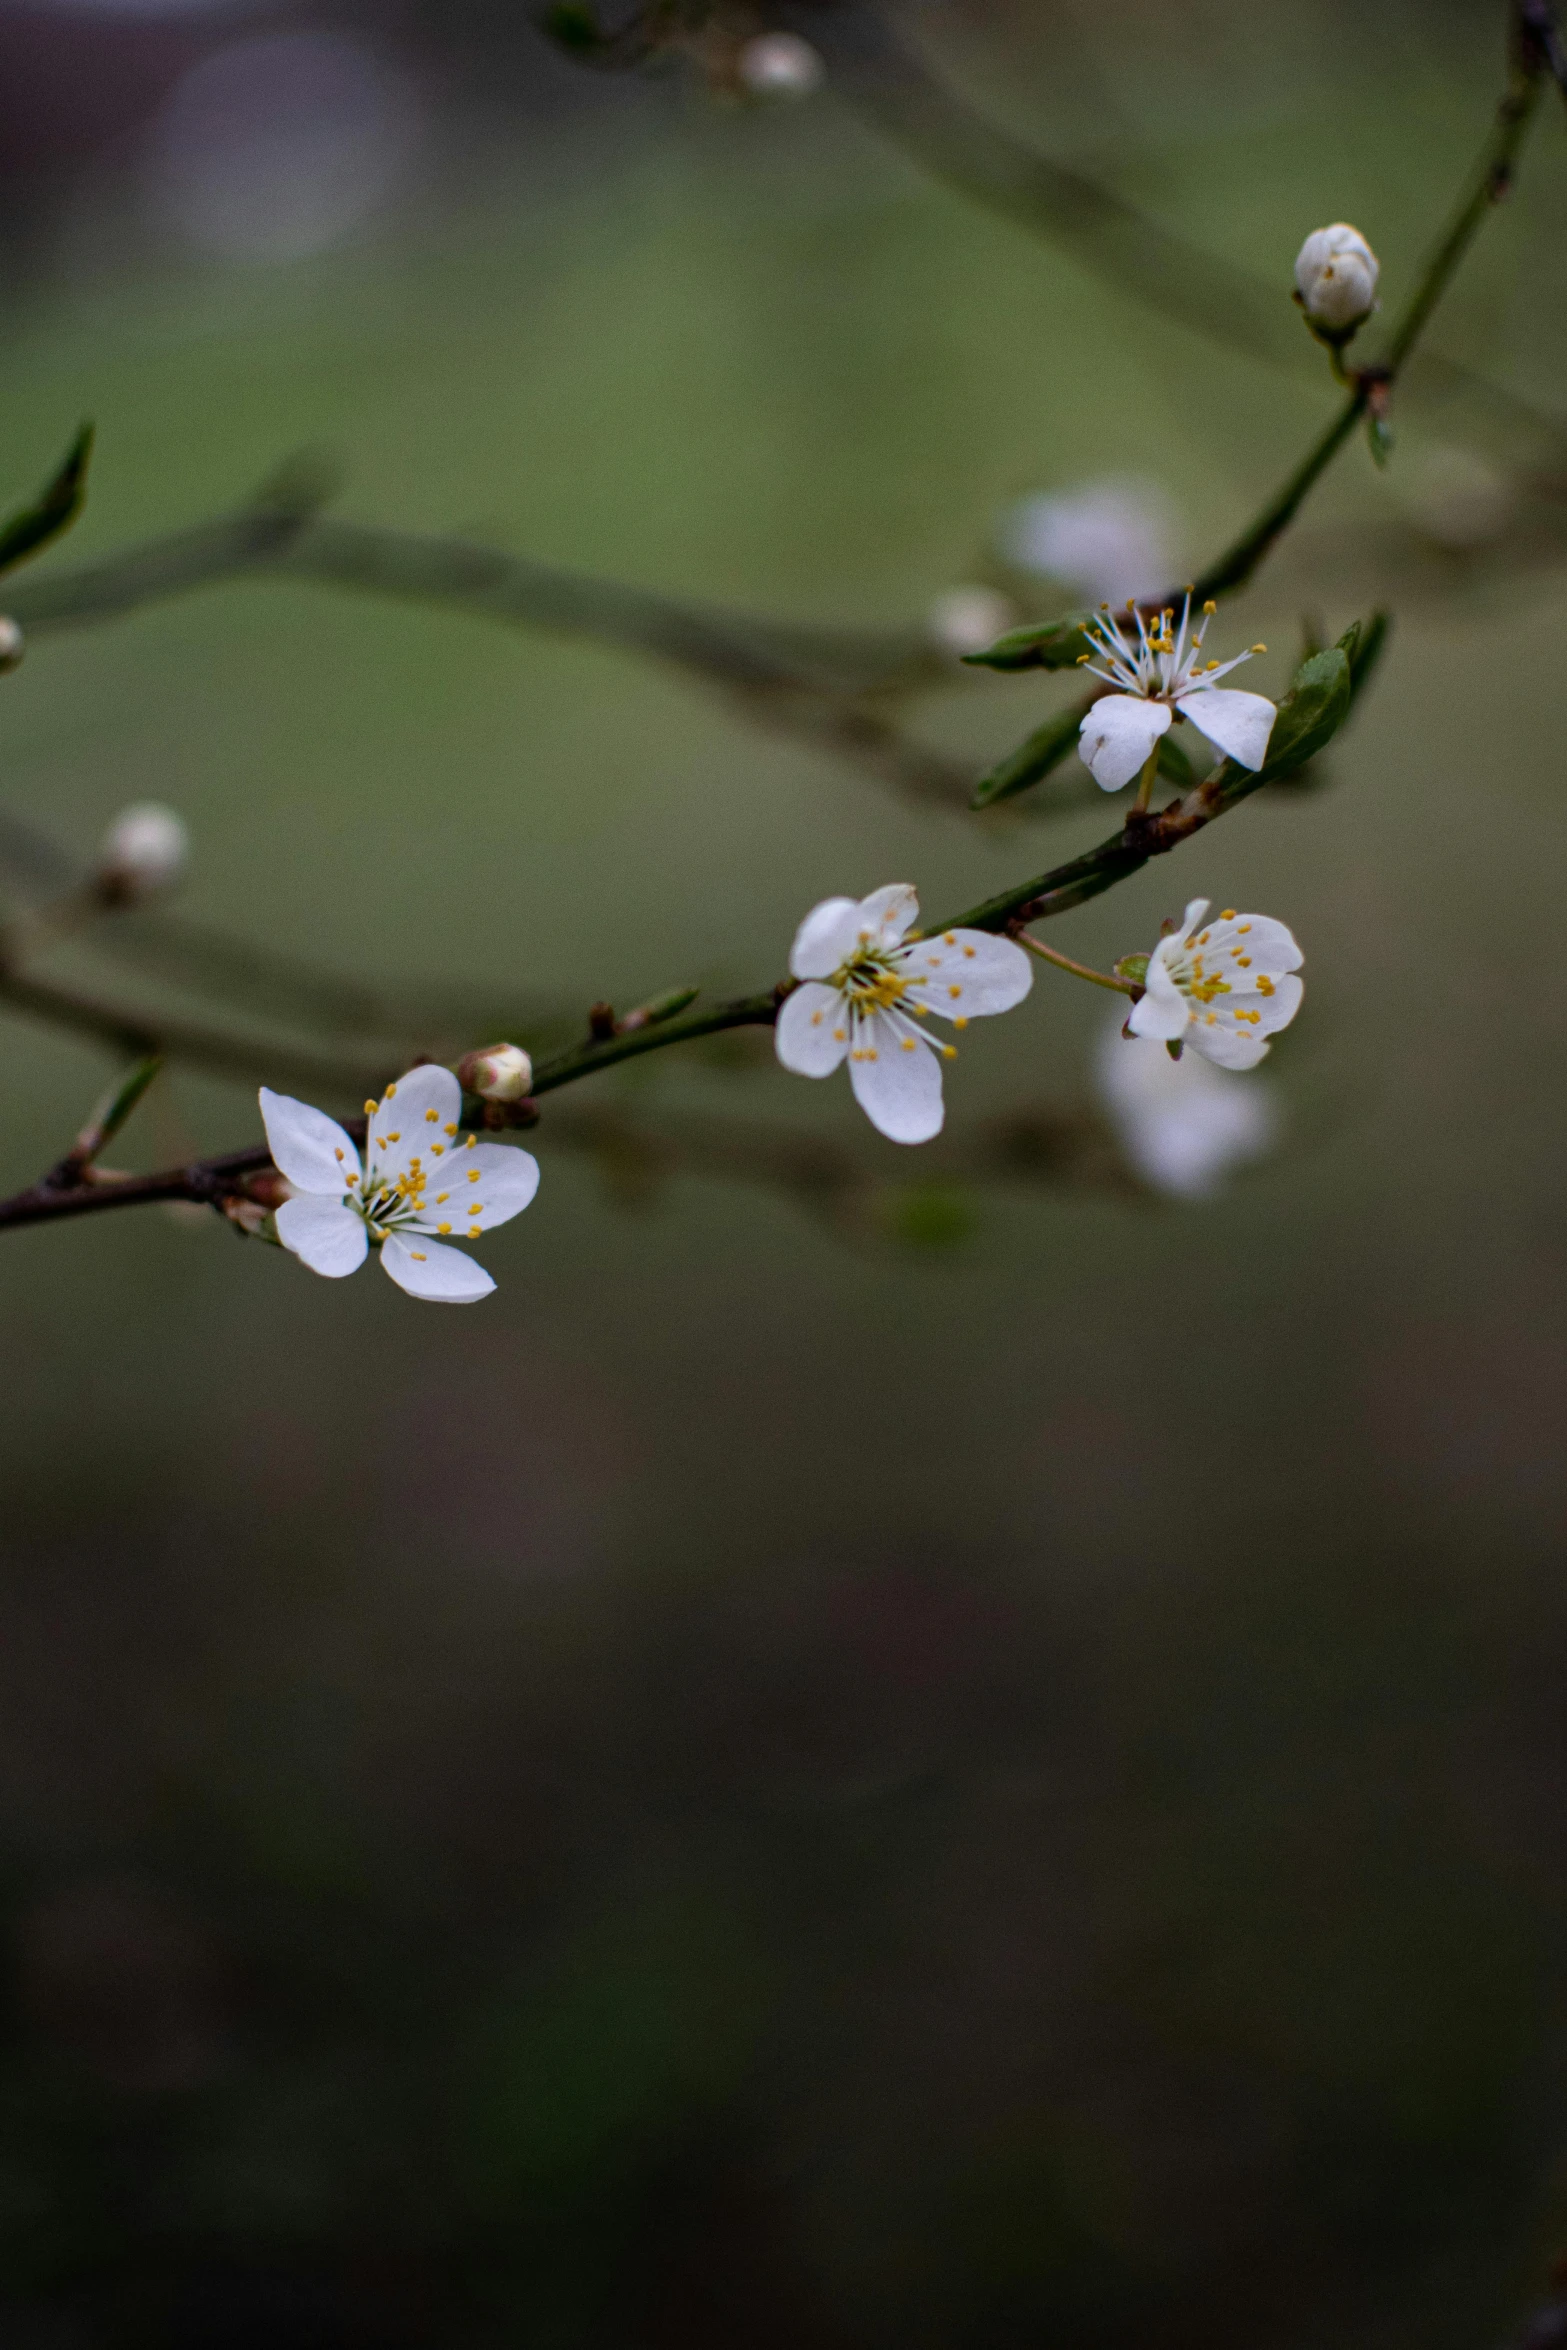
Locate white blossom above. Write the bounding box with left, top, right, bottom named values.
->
left=776, top=884, right=1031, bottom=1144
left=927, top=584, right=1017, bottom=658
left=1126, top=898, right=1303, bottom=1070
left=1293, top=222, right=1379, bottom=334
left=259, top=1063, right=539, bottom=1302
left=1076, top=592, right=1275, bottom=793
left=999, top=476, right=1173, bottom=608
left=0, top=617, right=23, bottom=673
left=737, top=31, right=824, bottom=95
left=97, top=802, right=190, bottom=900
left=1096, top=1011, right=1278, bottom=1199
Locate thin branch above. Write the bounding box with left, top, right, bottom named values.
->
left=796, top=0, right=1567, bottom=464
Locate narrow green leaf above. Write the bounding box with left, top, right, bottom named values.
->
left=960, top=613, right=1092, bottom=672
left=1246, top=635, right=1355, bottom=789
left=971, top=699, right=1086, bottom=808
left=1156, top=731, right=1198, bottom=787
left=1347, top=608, right=1391, bottom=702
left=0, top=425, right=94, bottom=579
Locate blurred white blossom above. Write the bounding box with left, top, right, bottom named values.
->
left=1127, top=897, right=1303, bottom=1070
left=97, top=802, right=189, bottom=901
left=1096, top=1013, right=1279, bottom=1199
left=738, top=32, right=825, bottom=96
left=259, top=1064, right=538, bottom=1302
left=999, top=477, right=1173, bottom=607
left=1293, top=223, right=1379, bottom=334
left=144, top=31, right=421, bottom=262
left=927, top=584, right=1017, bottom=657
left=776, top=884, right=1031, bottom=1144
left=1077, top=592, right=1274, bottom=792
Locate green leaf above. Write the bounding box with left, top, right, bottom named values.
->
left=961, top=613, right=1092, bottom=672
left=1156, top=731, right=1198, bottom=787
left=971, top=699, right=1086, bottom=808
left=1347, top=608, right=1391, bottom=703
left=1251, top=634, right=1355, bottom=784
left=0, top=425, right=94, bottom=579
left=1114, top=953, right=1149, bottom=985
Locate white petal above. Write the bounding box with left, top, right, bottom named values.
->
left=366, top=1064, right=463, bottom=1187
left=1178, top=898, right=1210, bottom=941
left=1197, top=912, right=1302, bottom=974
left=1126, top=950, right=1189, bottom=1043
left=900, top=931, right=1032, bottom=1021
left=381, top=1233, right=496, bottom=1302
left=409, top=1141, right=540, bottom=1236
left=790, top=896, right=862, bottom=980
left=1077, top=695, right=1170, bottom=792
left=1177, top=686, right=1276, bottom=772
left=275, top=1195, right=368, bottom=1279
left=853, top=883, right=919, bottom=950
left=1235, top=972, right=1304, bottom=1035
left=259, top=1088, right=360, bottom=1195
left=1096, top=1017, right=1278, bottom=1200
left=1186, top=1021, right=1271, bottom=1072
left=776, top=981, right=851, bottom=1076
left=847, top=1014, right=944, bottom=1144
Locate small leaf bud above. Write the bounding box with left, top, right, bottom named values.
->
left=457, top=1042, right=533, bottom=1103
left=1293, top=223, right=1379, bottom=337
left=737, top=31, right=825, bottom=97
left=95, top=802, right=189, bottom=905
left=0, top=617, right=24, bottom=672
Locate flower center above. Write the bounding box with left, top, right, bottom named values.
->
left=352, top=1167, right=427, bottom=1242
left=835, top=954, right=910, bottom=1015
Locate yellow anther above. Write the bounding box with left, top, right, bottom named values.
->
left=467, top=1170, right=480, bottom=1183
left=901, top=1038, right=917, bottom=1053
left=1257, top=975, right=1275, bottom=997
left=436, top=1192, right=449, bottom=1204
left=411, top=1251, right=426, bottom=1261
left=439, top=1223, right=451, bottom=1234
left=1251, top=643, right=1267, bottom=654
left=346, top=1172, right=358, bottom=1186
left=364, top=1100, right=377, bottom=1116
left=388, top=1132, right=400, bottom=1143
left=432, top=1145, right=443, bottom=1157
left=1203, top=600, right=1216, bottom=614
left=953, top=1017, right=969, bottom=1031
left=943, top=932, right=956, bottom=946
left=1220, top=909, right=1236, bottom=920
left=1238, top=923, right=1252, bottom=934
left=425, top=1109, right=438, bottom=1123
left=833, top=1027, right=846, bottom=1042
left=941, top=1045, right=956, bottom=1059
left=810, top=1011, right=823, bottom=1026
left=385, top=1083, right=397, bottom=1097
left=962, top=945, right=975, bottom=959
left=334, top=1148, right=344, bottom=1162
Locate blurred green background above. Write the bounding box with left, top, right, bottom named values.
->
left=1, top=0, right=1567, bottom=2341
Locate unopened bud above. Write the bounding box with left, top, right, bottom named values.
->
left=457, top=1041, right=533, bottom=1103
left=927, top=585, right=1017, bottom=659
left=0, top=617, right=24, bottom=673
left=1293, top=222, right=1379, bottom=336
left=95, top=802, right=189, bottom=904
left=737, top=31, right=825, bottom=96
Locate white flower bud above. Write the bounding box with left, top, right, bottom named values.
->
left=457, top=1041, right=533, bottom=1103
left=0, top=617, right=24, bottom=673
left=927, top=585, right=1017, bottom=658
left=737, top=31, right=825, bottom=97
left=1293, top=222, right=1379, bottom=335
left=95, top=802, right=189, bottom=903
